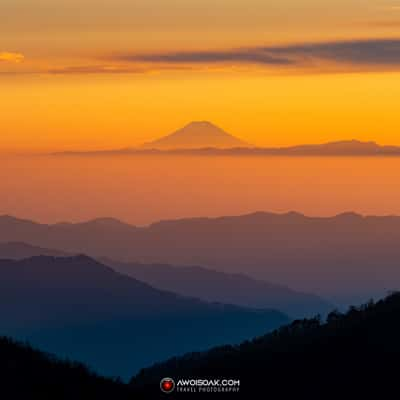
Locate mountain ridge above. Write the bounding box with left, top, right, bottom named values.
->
left=0, top=241, right=333, bottom=318
left=0, top=255, right=288, bottom=378
left=141, top=121, right=248, bottom=149
left=52, top=136, right=400, bottom=156
left=130, top=292, right=400, bottom=397
left=103, top=257, right=334, bottom=318
left=0, top=336, right=132, bottom=399
left=2, top=211, right=400, bottom=304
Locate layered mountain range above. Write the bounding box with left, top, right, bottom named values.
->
left=1, top=212, right=400, bottom=304
left=0, top=242, right=332, bottom=318
left=54, top=121, right=400, bottom=156
left=0, top=255, right=288, bottom=379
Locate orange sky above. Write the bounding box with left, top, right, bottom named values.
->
left=1, top=0, right=400, bottom=150
left=2, top=154, right=400, bottom=225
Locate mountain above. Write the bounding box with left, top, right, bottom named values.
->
left=141, top=121, right=248, bottom=149
left=0, top=242, right=70, bottom=259
left=139, top=138, right=400, bottom=155
left=0, top=242, right=331, bottom=318
left=6, top=294, right=400, bottom=399
left=53, top=138, right=400, bottom=156
left=103, top=259, right=333, bottom=318
left=0, top=255, right=288, bottom=379
left=271, top=139, right=400, bottom=156
left=0, top=336, right=132, bottom=399
left=131, top=293, right=400, bottom=397
left=2, top=212, right=400, bottom=305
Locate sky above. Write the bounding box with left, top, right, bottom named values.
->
left=1, top=0, right=400, bottom=150
left=2, top=154, right=400, bottom=225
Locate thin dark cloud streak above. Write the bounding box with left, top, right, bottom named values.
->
left=115, top=38, right=400, bottom=67
left=46, top=65, right=147, bottom=75
left=267, top=39, right=400, bottom=65
left=45, top=64, right=196, bottom=75
left=119, top=50, right=294, bottom=65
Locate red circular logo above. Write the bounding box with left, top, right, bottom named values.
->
left=160, top=377, right=175, bottom=393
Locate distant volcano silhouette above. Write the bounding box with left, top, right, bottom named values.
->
left=142, top=121, right=249, bottom=149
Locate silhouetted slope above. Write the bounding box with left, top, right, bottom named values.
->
left=0, top=242, right=332, bottom=318
left=0, top=337, right=131, bottom=399
left=0, top=256, right=288, bottom=379
left=104, top=259, right=333, bottom=318
left=0, top=242, right=70, bottom=259
left=54, top=139, right=400, bottom=156
left=131, top=293, right=400, bottom=397
left=2, top=212, right=400, bottom=304
left=141, top=121, right=248, bottom=149
left=278, top=139, right=386, bottom=155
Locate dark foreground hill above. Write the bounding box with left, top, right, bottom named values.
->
left=0, top=337, right=132, bottom=399
left=131, top=293, right=400, bottom=397
left=0, top=256, right=288, bottom=379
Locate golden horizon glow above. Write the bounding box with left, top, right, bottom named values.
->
left=2, top=154, right=400, bottom=225
left=1, top=70, right=400, bottom=152
left=1, top=0, right=400, bottom=150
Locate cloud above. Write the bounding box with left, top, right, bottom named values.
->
left=5, top=38, right=400, bottom=76
left=118, top=50, right=294, bottom=66
left=45, top=64, right=195, bottom=75
left=46, top=65, right=147, bottom=75
left=0, top=52, right=24, bottom=63
left=113, top=38, right=400, bottom=69
left=268, top=39, right=400, bottom=65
